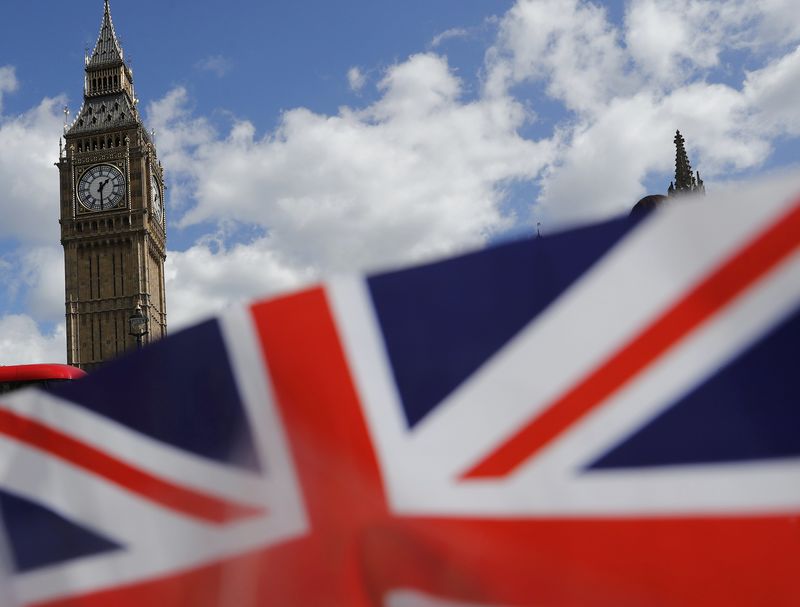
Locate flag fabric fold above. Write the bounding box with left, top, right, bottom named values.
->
left=1, top=174, right=800, bottom=606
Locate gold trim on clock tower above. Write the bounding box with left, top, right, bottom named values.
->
left=57, top=0, right=167, bottom=371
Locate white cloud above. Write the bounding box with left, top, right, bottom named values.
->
left=147, top=87, right=215, bottom=210
left=154, top=53, right=551, bottom=293
left=431, top=27, right=469, bottom=48
left=487, top=0, right=633, bottom=113
left=166, top=238, right=312, bottom=330
left=624, top=1, right=747, bottom=85
left=0, top=96, right=64, bottom=244
left=0, top=315, right=65, bottom=365
left=195, top=55, right=232, bottom=77
left=19, top=246, right=65, bottom=323
left=149, top=3, right=800, bottom=312
left=487, top=0, right=800, bottom=225
left=755, top=0, right=800, bottom=46
left=0, top=245, right=65, bottom=325
left=744, top=45, right=800, bottom=137
left=622, top=1, right=800, bottom=86
left=0, top=65, right=18, bottom=114
left=347, top=67, right=366, bottom=92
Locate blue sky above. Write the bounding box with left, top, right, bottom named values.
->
left=1, top=0, right=799, bottom=363
left=0, top=2, right=509, bottom=141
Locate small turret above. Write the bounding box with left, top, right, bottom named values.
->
left=668, top=130, right=705, bottom=197
left=631, top=130, right=706, bottom=215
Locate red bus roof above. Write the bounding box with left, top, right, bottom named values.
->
left=0, top=364, right=87, bottom=383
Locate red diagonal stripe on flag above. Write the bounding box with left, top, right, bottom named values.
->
left=0, top=409, right=265, bottom=524
left=462, top=197, right=800, bottom=479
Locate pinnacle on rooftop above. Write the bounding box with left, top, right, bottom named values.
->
left=667, top=130, right=705, bottom=197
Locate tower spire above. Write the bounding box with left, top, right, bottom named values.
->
left=67, top=0, right=137, bottom=135
left=87, top=0, right=124, bottom=67
left=668, top=130, right=705, bottom=197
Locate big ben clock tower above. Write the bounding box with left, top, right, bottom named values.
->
left=57, top=0, right=166, bottom=371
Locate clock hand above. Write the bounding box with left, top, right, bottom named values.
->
left=97, top=178, right=110, bottom=210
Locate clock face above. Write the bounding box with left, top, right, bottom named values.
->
left=77, top=164, right=126, bottom=211
left=150, top=173, right=163, bottom=223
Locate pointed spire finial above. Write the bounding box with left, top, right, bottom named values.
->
left=668, top=130, right=705, bottom=197
left=87, top=0, right=125, bottom=67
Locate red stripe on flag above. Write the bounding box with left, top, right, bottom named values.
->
left=463, top=197, right=800, bottom=479
left=247, top=286, right=391, bottom=606
left=0, top=409, right=264, bottom=524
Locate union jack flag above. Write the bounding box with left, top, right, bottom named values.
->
left=1, top=176, right=800, bottom=606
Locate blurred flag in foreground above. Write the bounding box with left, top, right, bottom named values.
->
left=1, top=174, right=800, bottom=607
